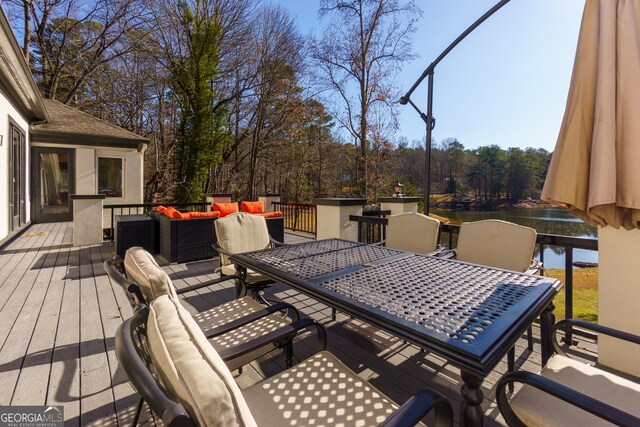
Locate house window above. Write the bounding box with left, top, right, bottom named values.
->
left=98, top=157, right=123, bottom=197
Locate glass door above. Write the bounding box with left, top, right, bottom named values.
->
left=32, top=148, right=74, bottom=222
left=8, top=123, right=26, bottom=231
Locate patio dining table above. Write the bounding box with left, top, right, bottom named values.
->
left=230, top=238, right=562, bottom=427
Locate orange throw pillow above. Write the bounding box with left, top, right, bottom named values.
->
left=259, top=211, right=283, bottom=218
left=212, top=202, right=239, bottom=217
left=180, top=212, right=191, bottom=219
left=156, top=205, right=167, bottom=213
left=164, top=207, right=183, bottom=219
left=189, top=211, right=220, bottom=219
left=241, top=201, right=265, bottom=214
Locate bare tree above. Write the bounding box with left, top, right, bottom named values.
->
left=9, top=0, right=152, bottom=103
left=312, top=0, right=420, bottom=198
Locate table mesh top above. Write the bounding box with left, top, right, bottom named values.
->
left=246, top=240, right=404, bottom=279
left=320, top=254, right=543, bottom=345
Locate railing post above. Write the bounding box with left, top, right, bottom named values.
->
left=315, top=198, right=366, bottom=241
left=71, top=195, right=106, bottom=246
left=110, top=208, right=115, bottom=242
left=564, top=246, right=574, bottom=344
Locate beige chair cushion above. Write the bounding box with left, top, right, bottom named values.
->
left=124, top=247, right=177, bottom=301
left=215, top=212, right=271, bottom=268
left=147, top=295, right=257, bottom=427
left=456, top=219, right=536, bottom=272
left=243, top=351, right=400, bottom=427
left=386, top=212, right=440, bottom=254
left=510, top=354, right=640, bottom=427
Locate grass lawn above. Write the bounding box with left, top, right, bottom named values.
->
left=545, top=267, right=598, bottom=322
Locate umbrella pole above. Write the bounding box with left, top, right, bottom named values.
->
left=399, top=0, right=512, bottom=215
left=425, top=72, right=434, bottom=215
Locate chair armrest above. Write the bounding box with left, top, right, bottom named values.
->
left=496, top=371, right=640, bottom=427
left=524, top=259, right=543, bottom=275
left=552, top=319, right=640, bottom=356
left=203, top=302, right=300, bottom=338
left=433, top=249, right=456, bottom=259
left=372, top=240, right=386, bottom=247
left=426, top=244, right=446, bottom=256
left=269, top=236, right=288, bottom=247
left=217, top=318, right=327, bottom=361
left=103, top=258, right=147, bottom=306
left=212, top=242, right=234, bottom=258
left=379, top=390, right=453, bottom=427
left=176, top=275, right=248, bottom=298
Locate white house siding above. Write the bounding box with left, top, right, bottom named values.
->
left=99, top=147, right=144, bottom=229
left=0, top=93, right=31, bottom=241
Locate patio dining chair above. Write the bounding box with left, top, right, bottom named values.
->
left=104, top=247, right=318, bottom=370
left=116, top=295, right=454, bottom=427
left=383, top=212, right=443, bottom=255
left=496, top=319, right=640, bottom=426
left=454, top=219, right=541, bottom=377
left=214, top=212, right=284, bottom=301
left=454, top=219, right=540, bottom=274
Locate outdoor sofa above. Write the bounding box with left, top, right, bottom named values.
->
left=150, top=209, right=284, bottom=263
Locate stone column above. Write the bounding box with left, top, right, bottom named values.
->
left=597, top=226, right=640, bottom=377
left=378, top=197, right=421, bottom=216
left=204, top=193, right=233, bottom=212
left=71, top=194, right=105, bottom=246
left=258, top=193, right=281, bottom=212
left=314, top=198, right=366, bottom=241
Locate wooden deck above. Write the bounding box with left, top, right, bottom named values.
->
left=0, top=222, right=596, bottom=426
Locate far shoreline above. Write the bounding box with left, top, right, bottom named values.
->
left=428, top=194, right=558, bottom=210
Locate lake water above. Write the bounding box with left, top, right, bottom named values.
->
left=430, top=207, right=598, bottom=269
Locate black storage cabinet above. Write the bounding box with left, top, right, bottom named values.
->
left=115, top=214, right=155, bottom=258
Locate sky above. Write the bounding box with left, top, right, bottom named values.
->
left=273, top=0, right=586, bottom=152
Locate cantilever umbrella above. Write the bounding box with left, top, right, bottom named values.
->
left=541, top=0, right=640, bottom=230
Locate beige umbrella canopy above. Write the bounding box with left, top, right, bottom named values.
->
left=542, top=0, right=640, bottom=230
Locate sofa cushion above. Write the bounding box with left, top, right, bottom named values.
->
left=213, top=202, right=239, bottom=217
left=257, top=211, right=283, bottom=218
left=241, top=201, right=264, bottom=214
left=189, top=211, right=220, bottom=219
left=510, top=354, right=640, bottom=427
left=147, top=295, right=257, bottom=427
left=164, top=206, right=183, bottom=219
left=124, top=247, right=177, bottom=301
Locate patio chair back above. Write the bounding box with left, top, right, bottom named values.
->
left=124, top=246, right=178, bottom=302
left=386, top=212, right=440, bottom=254
left=115, top=305, right=194, bottom=427
left=456, top=219, right=537, bottom=273
left=215, top=212, right=271, bottom=268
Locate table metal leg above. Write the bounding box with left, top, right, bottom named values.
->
left=460, top=370, right=484, bottom=427
left=540, top=302, right=556, bottom=366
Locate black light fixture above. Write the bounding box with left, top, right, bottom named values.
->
left=399, top=0, right=512, bottom=214
left=394, top=182, right=405, bottom=198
